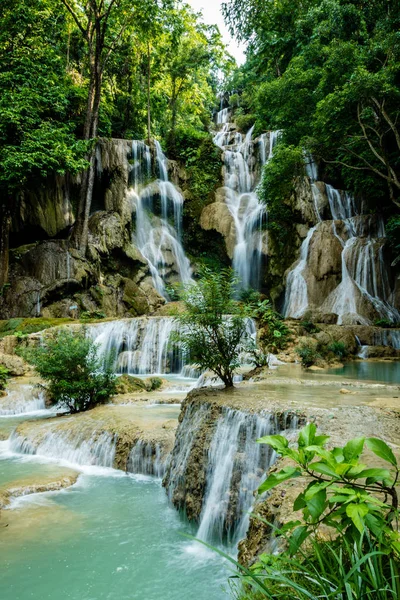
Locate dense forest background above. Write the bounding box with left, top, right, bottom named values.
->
left=1, top=0, right=400, bottom=288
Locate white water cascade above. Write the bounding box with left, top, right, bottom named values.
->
left=127, top=441, right=168, bottom=478
left=10, top=429, right=117, bottom=468
left=0, top=386, right=46, bottom=416
left=128, top=140, right=192, bottom=298
left=88, top=316, right=257, bottom=378
left=191, top=408, right=298, bottom=547
left=284, top=172, right=400, bottom=324
left=283, top=227, right=317, bottom=318
left=213, top=108, right=272, bottom=290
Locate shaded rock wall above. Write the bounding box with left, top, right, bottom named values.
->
left=1, top=139, right=165, bottom=319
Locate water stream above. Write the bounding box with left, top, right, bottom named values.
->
left=213, top=109, right=271, bottom=290
left=128, top=140, right=192, bottom=298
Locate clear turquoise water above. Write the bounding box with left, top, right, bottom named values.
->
left=0, top=471, right=231, bottom=600
left=327, top=361, right=400, bottom=385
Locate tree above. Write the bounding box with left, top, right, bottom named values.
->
left=0, top=0, right=87, bottom=287
left=22, top=329, right=116, bottom=413
left=175, top=268, right=250, bottom=388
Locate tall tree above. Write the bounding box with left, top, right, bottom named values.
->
left=0, top=0, right=86, bottom=287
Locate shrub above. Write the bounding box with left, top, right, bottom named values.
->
left=374, top=318, right=396, bottom=328
left=299, top=320, right=320, bottom=334
left=20, top=329, right=116, bottom=413
left=175, top=267, right=251, bottom=387
left=295, top=341, right=321, bottom=368
left=0, top=366, right=9, bottom=390
left=327, top=340, right=348, bottom=359
left=228, top=425, right=400, bottom=599
left=245, top=296, right=290, bottom=353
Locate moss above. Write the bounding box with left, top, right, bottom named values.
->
left=0, top=317, right=75, bottom=338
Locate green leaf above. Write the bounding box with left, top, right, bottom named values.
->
left=288, top=525, right=310, bottom=555
left=298, top=423, right=317, bottom=448
left=304, top=480, right=331, bottom=500
left=356, top=468, right=392, bottom=483
left=257, top=434, right=289, bottom=452
left=311, top=462, right=339, bottom=478
left=343, top=437, right=365, bottom=461
left=293, top=493, right=306, bottom=511
left=346, top=503, right=369, bottom=533
left=258, top=466, right=302, bottom=494
left=366, top=438, right=397, bottom=466
left=306, top=489, right=327, bottom=520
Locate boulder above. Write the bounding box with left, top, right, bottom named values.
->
left=0, top=352, right=29, bottom=376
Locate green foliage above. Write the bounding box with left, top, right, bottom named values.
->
left=258, top=145, right=304, bottom=256
left=175, top=268, right=251, bottom=387
left=0, top=366, right=9, bottom=391
left=299, top=320, right=320, bottom=334
left=374, top=319, right=397, bottom=329
left=295, top=342, right=321, bottom=368
left=20, top=329, right=116, bottom=413
left=80, top=311, right=107, bottom=321
left=0, top=318, right=75, bottom=339
left=327, top=340, right=348, bottom=359
left=258, top=424, right=399, bottom=554
left=223, top=0, right=400, bottom=215
left=244, top=296, right=290, bottom=355
left=386, top=216, right=400, bottom=265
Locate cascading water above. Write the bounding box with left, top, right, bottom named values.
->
left=87, top=315, right=257, bottom=380
left=128, top=140, right=192, bottom=298
left=88, top=317, right=187, bottom=376
left=127, top=440, right=168, bottom=478
left=213, top=108, right=272, bottom=290
left=167, top=405, right=299, bottom=548
left=283, top=227, right=317, bottom=318
left=284, top=169, right=400, bottom=323
left=10, top=429, right=117, bottom=468
left=0, top=386, right=46, bottom=416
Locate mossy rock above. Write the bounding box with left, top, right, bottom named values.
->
left=0, top=318, right=75, bottom=339
left=115, top=375, right=164, bottom=394
left=115, top=375, right=147, bottom=394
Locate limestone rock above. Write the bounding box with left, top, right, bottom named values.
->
left=0, top=353, right=28, bottom=376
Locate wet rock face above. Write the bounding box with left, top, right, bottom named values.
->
left=163, top=389, right=303, bottom=543
left=1, top=138, right=165, bottom=320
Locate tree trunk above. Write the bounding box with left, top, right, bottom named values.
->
left=0, top=200, right=11, bottom=288
left=71, top=54, right=102, bottom=253
left=147, top=41, right=151, bottom=146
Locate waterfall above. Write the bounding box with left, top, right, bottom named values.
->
left=88, top=316, right=256, bottom=378
left=213, top=109, right=271, bottom=290
left=0, top=386, right=46, bottom=416
left=88, top=317, right=186, bottom=376
left=194, top=408, right=298, bottom=547
left=127, top=441, right=168, bottom=478
left=10, top=429, right=117, bottom=468
left=283, top=172, right=400, bottom=323
left=129, top=140, right=192, bottom=298
left=283, top=227, right=316, bottom=318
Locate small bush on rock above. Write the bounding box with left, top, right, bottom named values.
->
left=327, top=340, right=348, bottom=359
left=295, top=341, right=321, bottom=368
left=21, top=329, right=116, bottom=413
left=0, top=366, right=9, bottom=390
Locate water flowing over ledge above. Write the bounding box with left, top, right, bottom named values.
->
left=283, top=170, right=400, bottom=325
left=86, top=316, right=256, bottom=379
left=164, top=392, right=301, bottom=549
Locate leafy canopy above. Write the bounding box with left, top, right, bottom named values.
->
left=21, top=329, right=116, bottom=413
left=175, top=268, right=251, bottom=387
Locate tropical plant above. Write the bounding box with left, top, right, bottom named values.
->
left=175, top=267, right=251, bottom=387
left=0, top=366, right=9, bottom=391
left=222, top=424, right=400, bottom=599
left=20, top=329, right=116, bottom=413
left=295, top=342, right=321, bottom=368
left=327, top=340, right=348, bottom=359
left=257, top=424, right=400, bottom=555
